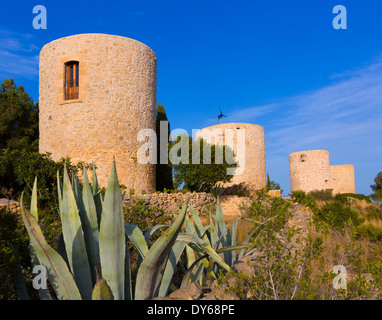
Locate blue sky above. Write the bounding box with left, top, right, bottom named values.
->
left=1, top=0, right=382, bottom=196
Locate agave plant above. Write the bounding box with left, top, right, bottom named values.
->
left=161, top=198, right=259, bottom=291
left=20, top=160, right=254, bottom=300
left=20, top=160, right=191, bottom=300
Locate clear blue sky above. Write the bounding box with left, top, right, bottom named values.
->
left=1, top=0, right=382, bottom=196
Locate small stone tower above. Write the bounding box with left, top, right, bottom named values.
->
left=289, top=150, right=331, bottom=193
left=39, top=33, right=157, bottom=193
left=330, top=164, right=355, bottom=194
left=196, top=123, right=266, bottom=189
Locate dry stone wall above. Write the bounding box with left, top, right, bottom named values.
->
left=123, top=192, right=217, bottom=216
left=123, top=191, right=252, bottom=218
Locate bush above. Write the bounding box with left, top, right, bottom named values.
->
left=354, top=224, right=382, bottom=242
left=309, top=189, right=334, bottom=202
left=243, top=190, right=292, bottom=234
left=370, top=172, right=382, bottom=203
left=291, top=190, right=318, bottom=213
left=334, top=193, right=372, bottom=205
left=124, top=199, right=173, bottom=244
left=218, top=191, right=324, bottom=300
left=0, top=207, right=35, bottom=300
left=0, top=149, right=88, bottom=203
left=364, top=206, right=382, bottom=221
left=316, top=200, right=363, bottom=230
left=0, top=79, right=39, bottom=152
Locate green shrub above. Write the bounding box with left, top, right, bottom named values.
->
left=0, top=207, right=34, bottom=300
left=0, top=149, right=88, bottom=204
left=291, top=190, right=318, bottom=213
left=309, top=189, right=334, bottom=202
left=243, top=190, right=291, bottom=234
left=218, top=191, right=324, bottom=300
left=124, top=199, right=173, bottom=238
left=354, top=224, right=382, bottom=242
left=364, top=206, right=382, bottom=221
left=316, top=200, right=363, bottom=230
left=334, top=193, right=372, bottom=205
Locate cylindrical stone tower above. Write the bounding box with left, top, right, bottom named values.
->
left=289, top=150, right=331, bottom=193
left=196, top=123, right=266, bottom=189
left=39, top=33, right=157, bottom=193
left=330, top=164, right=355, bottom=194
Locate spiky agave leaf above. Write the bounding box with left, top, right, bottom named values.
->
left=91, top=268, right=114, bottom=300
left=92, top=163, right=103, bottom=226
left=176, top=233, right=231, bottom=272
left=80, top=164, right=101, bottom=284
left=28, top=178, right=52, bottom=300
left=61, top=165, right=93, bottom=299
left=125, top=224, right=149, bottom=259
left=180, top=242, right=253, bottom=287
left=134, top=205, right=188, bottom=300
left=99, top=159, right=125, bottom=300
left=20, top=193, right=81, bottom=300
left=214, top=196, right=232, bottom=266
left=158, top=240, right=186, bottom=297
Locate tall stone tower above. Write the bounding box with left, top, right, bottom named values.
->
left=289, top=150, right=331, bottom=193
left=39, top=34, right=157, bottom=193
left=196, top=123, right=266, bottom=189
left=330, top=164, right=356, bottom=194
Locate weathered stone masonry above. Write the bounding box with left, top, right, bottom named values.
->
left=39, top=33, right=157, bottom=193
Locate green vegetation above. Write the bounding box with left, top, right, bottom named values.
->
left=14, top=161, right=255, bottom=300
left=1, top=81, right=381, bottom=300
left=370, top=172, right=382, bottom=204
left=316, top=200, right=363, bottom=229
left=218, top=190, right=382, bottom=300
left=291, top=189, right=378, bottom=232
left=0, top=149, right=87, bottom=202
left=0, top=79, right=39, bottom=152
left=172, top=135, right=237, bottom=192
left=19, top=161, right=189, bottom=300
left=0, top=207, right=33, bottom=300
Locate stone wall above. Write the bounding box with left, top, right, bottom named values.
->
left=123, top=192, right=217, bottom=217
left=0, top=199, right=20, bottom=212
left=123, top=192, right=252, bottom=218
left=196, top=123, right=266, bottom=189
left=330, top=164, right=355, bottom=194
left=39, top=33, right=157, bottom=194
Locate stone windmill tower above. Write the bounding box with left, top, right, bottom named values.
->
left=39, top=33, right=157, bottom=193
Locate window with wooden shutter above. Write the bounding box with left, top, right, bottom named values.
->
left=64, top=61, right=79, bottom=100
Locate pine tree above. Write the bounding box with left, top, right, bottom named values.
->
left=370, top=172, right=382, bottom=203
left=0, top=79, right=39, bottom=151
